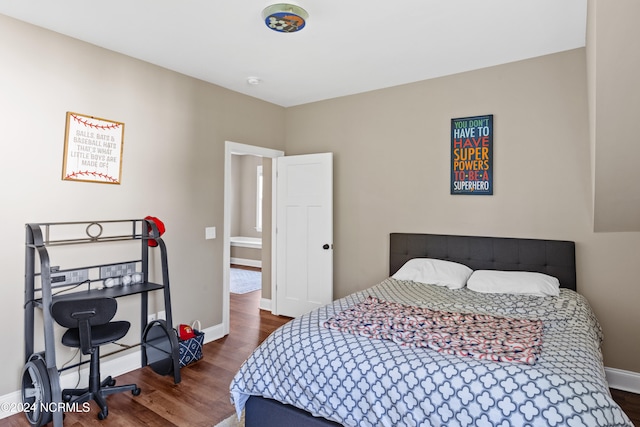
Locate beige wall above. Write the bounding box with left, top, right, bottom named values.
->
left=284, top=49, right=640, bottom=373
left=2, top=1, right=640, bottom=399
left=0, top=14, right=285, bottom=395
left=588, top=0, right=640, bottom=232
left=230, top=154, right=263, bottom=238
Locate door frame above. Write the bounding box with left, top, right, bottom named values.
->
left=222, top=141, right=284, bottom=335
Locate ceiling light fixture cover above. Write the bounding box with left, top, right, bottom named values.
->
left=262, top=3, right=308, bottom=33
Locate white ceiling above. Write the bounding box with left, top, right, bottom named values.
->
left=0, top=0, right=587, bottom=107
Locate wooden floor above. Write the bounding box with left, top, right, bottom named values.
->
left=612, top=388, right=640, bottom=426
left=1, top=290, right=291, bottom=427
left=3, top=290, right=639, bottom=426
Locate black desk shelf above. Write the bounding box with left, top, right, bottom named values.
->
left=22, top=219, right=181, bottom=427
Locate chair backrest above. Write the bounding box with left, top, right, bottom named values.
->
left=51, top=297, right=118, bottom=329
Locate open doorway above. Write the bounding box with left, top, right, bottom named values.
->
left=229, top=153, right=263, bottom=295
left=222, top=141, right=284, bottom=336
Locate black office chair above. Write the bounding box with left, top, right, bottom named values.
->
left=51, top=297, right=141, bottom=420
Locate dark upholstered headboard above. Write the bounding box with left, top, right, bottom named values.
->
left=390, top=233, right=576, bottom=291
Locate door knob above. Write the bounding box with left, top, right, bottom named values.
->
left=322, top=244, right=330, bottom=250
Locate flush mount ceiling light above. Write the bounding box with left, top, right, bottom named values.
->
left=262, top=3, right=308, bottom=33
left=247, top=76, right=261, bottom=85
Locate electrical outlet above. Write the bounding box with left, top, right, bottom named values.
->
left=147, top=313, right=157, bottom=323
left=51, top=268, right=89, bottom=286
left=157, top=310, right=166, bottom=321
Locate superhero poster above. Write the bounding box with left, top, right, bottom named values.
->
left=450, top=114, right=493, bottom=195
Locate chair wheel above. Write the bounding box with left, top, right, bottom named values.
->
left=98, top=411, right=107, bottom=420
left=132, top=387, right=141, bottom=396
left=108, top=379, right=116, bottom=386
left=63, top=394, right=72, bottom=402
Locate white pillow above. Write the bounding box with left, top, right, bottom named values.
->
left=392, top=258, right=472, bottom=289
left=466, top=270, right=560, bottom=297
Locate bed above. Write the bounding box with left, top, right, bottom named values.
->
left=230, top=233, right=632, bottom=426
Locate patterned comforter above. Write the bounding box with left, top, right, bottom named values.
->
left=230, top=279, right=632, bottom=426
left=323, top=296, right=544, bottom=365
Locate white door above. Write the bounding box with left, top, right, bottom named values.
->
left=275, top=152, right=333, bottom=317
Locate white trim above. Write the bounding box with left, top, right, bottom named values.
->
left=256, top=164, right=263, bottom=232
left=259, top=298, right=272, bottom=311
left=606, top=367, right=640, bottom=394
left=230, top=236, right=262, bottom=249
left=202, top=323, right=225, bottom=344
left=230, top=257, right=262, bottom=268
left=0, top=391, right=22, bottom=419
left=223, top=141, right=284, bottom=336
left=270, top=161, right=278, bottom=315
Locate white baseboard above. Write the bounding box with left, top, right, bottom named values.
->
left=230, top=257, right=262, bottom=268
left=1, top=323, right=226, bottom=420
left=259, top=298, right=272, bottom=311
left=606, top=367, right=640, bottom=394
left=202, top=323, right=225, bottom=344
left=0, top=391, right=22, bottom=420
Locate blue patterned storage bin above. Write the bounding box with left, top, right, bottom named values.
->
left=178, top=329, right=204, bottom=367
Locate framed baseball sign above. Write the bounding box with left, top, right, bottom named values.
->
left=450, top=114, right=493, bottom=195
left=62, top=112, right=124, bottom=184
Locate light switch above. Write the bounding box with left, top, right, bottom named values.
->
left=205, top=226, right=216, bottom=240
